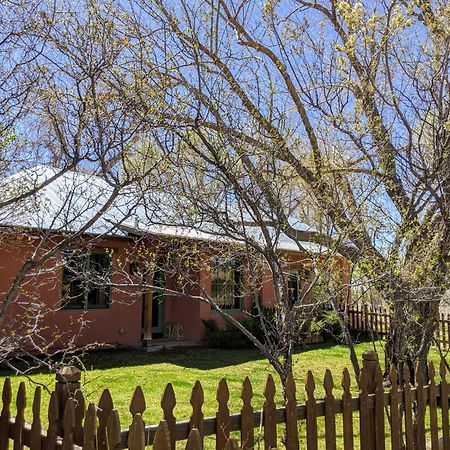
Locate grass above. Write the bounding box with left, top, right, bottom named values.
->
left=0, top=340, right=443, bottom=422
left=0, top=340, right=446, bottom=449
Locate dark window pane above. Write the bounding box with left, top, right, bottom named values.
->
left=86, top=253, right=110, bottom=309
left=61, top=251, right=111, bottom=310
left=211, top=258, right=243, bottom=309
left=287, top=271, right=301, bottom=303
left=61, top=252, right=86, bottom=309
left=152, top=266, right=166, bottom=327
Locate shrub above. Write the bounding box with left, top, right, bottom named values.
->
left=310, top=308, right=341, bottom=341
left=203, top=303, right=318, bottom=349
left=202, top=319, right=253, bottom=349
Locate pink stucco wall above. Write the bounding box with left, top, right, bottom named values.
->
left=0, top=231, right=350, bottom=350
left=0, top=235, right=143, bottom=350
left=0, top=233, right=217, bottom=349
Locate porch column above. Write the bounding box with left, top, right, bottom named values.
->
left=143, top=287, right=153, bottom=343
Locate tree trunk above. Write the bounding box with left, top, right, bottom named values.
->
left=384, top=295, right=439, bottom=384
left=334, top=303, right=360, bottom=379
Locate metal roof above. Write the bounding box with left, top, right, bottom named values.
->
left=1, top=165, right=323, bottom=253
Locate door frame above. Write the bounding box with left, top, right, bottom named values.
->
left=151, top=294, right=165, bottom=336
left=142, top=263, right=166, bottom=341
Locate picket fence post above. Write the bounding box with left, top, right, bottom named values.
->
left=55, top=366, right=81, bottom=435
left=361, top=349, right=379, bottom=450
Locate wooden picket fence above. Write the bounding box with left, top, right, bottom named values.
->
left=1, top=350, right=450, bottom=450
left=345, top=304, right=391, bottom=338
left=343, top=304, right=450, bottom=348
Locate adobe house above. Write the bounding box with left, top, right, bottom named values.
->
left=0, top=166, right=350, bottom=351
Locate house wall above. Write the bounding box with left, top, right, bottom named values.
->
left=0, top=232, right=216, bottom=349
left=160, top=257, right=252, bottom=342
left=0, top=230, right=351, bottom=351
left=164, top=272, right=203, bottom=342
left=260, top=251, right=315, bottom=307
left=0, top=234, right=143, bottom=350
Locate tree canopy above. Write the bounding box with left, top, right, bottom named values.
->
left=109, top=0, right=450, bottom=370
left=0, top=0, right=449, bottom=377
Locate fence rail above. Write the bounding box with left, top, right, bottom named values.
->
left=0, top=350, right=449, bottom=450
left=343, top=304, right=450, bottom=348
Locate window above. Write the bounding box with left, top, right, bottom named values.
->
left=287, top=270, right=310, bottom=303
left=287, top=270, right=302, bottom=303
left=61, top=252, right=111, bottom=310
left=129, top=261, right=140, bottom=276
left=211, top=258, right=243, bottom=309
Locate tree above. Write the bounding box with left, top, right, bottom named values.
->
left=119, top=145, right=347, bottom=384
left=0, top=0, right=165, bottom=373
left=108, top=0, right=450, bottom=376
left=3, top=0, right=448, bottom=385
left=0, top=0, right=332, bottom=385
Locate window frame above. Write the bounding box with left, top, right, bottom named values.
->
left=287, top=269, right=302, bottom=304
left=210, top=258, right=244, bottom=311
left=61, top=251, right=112, bottom=311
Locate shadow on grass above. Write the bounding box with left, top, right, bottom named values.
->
left=83, top=346, right=266, bottom=371
left=0, top=341, right=352, bottom=377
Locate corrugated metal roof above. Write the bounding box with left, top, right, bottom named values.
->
left=1, top=165, right=323, bottom=253
left=118, top=221, right=324, bottom=253
left=0, top=165, right=142, bottom=235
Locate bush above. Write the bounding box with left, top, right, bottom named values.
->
left=203, top=304, right=319, bottom=348
left=241, top=306, right=275, bottom=342
left=310, top=308, right=341, bottom=341
left=202, top=319, right=254, bottom=349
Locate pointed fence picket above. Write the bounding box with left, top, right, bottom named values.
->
left=373, top=366, right=384, bottom=450
left=358, top=367, right=370, bottom=449
left=14, top=382, right=26, bottom=450
left=403, top=364, right=414, bottom=449
left=106, top=409, right=121, bottom=450
left=323, top=370, right=336, bottom=450
left=189, top=381, right=204, bottom=442
left=428, top=363, right=439, bottom=450
left=215, top=379, right=230, bottom=450
left=262, top=374, right=276, bottom=450
left=83, top=403, right=97, bottom=450
left=61, top=398, right=75, bottom=450
left=305, top=371, right=317, bottom=450
left=284, top=373, right=298, bottom=450
left=340, top=368, right=353, bottom=450
left=389, top=365, right=400, bottom=450
left=30, top=387, right=42, bottom=450
left=415, top=364, right=426, bottom=449
left=97, top=390, right=114, bottom=450
left=73, top=390, right=85, bottom=446
left=0, top=377, right=11, bottom=450
left=1, top=354, right=450, bottom=450
left=239, top=377, right=253, bottom=450
left=440, top=360, right=450, bottom=448
left=160, top=385, right=176, bottom=450
left=46, top=391, right=60, bottom=450
left=153, top=421, right=170, bottom=450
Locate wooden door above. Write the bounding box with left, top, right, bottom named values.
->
left=142, top=265, right=166, bottom=341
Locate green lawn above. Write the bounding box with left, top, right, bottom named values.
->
left=0, top=341, right=446, bottom=449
